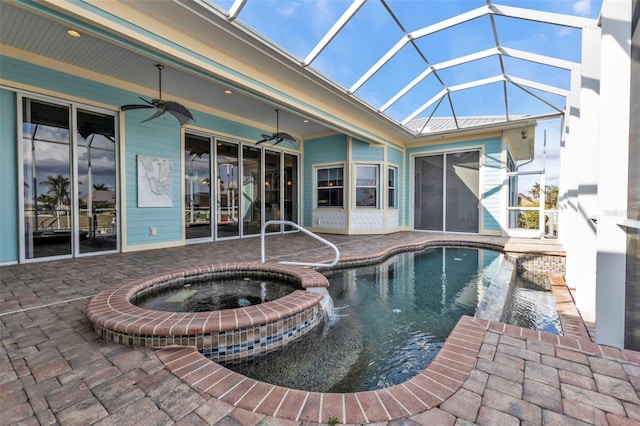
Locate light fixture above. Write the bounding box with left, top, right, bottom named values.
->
left=66, top=29, right=82, bottom=38
left=303, top=119, right=309, bottom=123
left=521, top=130, right=528, bottom=140
left=224, top=89, right=232, bottom=95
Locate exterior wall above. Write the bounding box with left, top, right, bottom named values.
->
left=303, top=134, right=348, bottom=229
left=350, top=211, right=385, bottom=230
left=388, top=145, right=404, bottom=229
left=351, top=138, right=383, bottom=162
left=122, top=114, right=183, bottom=248
left=406, top=136, right=502, bottom=235
left=350, top=139, right=385, bottom=233
left=0, top=57, right=299, bottom=260
left=0, top=89, right=18, bottom=264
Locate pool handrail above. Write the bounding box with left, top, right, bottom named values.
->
left=260, top=220, right=340, bottom=268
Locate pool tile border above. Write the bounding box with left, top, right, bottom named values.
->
left=86, top=262, right=330, bottom=362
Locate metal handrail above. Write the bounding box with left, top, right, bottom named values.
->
left=260, top=220, right=339, bottom=268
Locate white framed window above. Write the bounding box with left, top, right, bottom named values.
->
left=388, top=167, right=397, bottom=208
left=316, top=165, right=343, bottom=207
left=355, top=164, right=379, bottom=208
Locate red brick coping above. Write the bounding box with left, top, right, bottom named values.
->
left=157, top=315, right=640, bottom=424
left=158, top=315, right=486, bottom=424
left=86, top=262, right=329, bottom=360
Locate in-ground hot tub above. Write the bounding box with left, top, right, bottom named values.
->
left=86, top=262, right=330, bottom=363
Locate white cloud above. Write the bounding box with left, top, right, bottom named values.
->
left=572, top=0, right=591, bottom=16
left=277, top=3, right=298, bottom=17
left=558, top=27, right=572, bottom=38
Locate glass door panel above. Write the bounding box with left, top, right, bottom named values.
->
left=445, top=151, right=479, bottom=232
left=216, top=141, right=239, bottom=238
left=22, top=99, right=72, bottom=259
left=264, top=150, right=281, bottom=232
left=283, top=153, right=298, bottom=230
left=242, top=146, right=261, bottom=235
left=414, top=155, right=444, bottom=230
left=77, top=109, right=117, bottom=253
left=185, top=134, right=212, bottom=240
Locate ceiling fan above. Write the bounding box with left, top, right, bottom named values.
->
left=256, top=109, right=299, bottom=148
left=121, top=64, right=194, bottom=126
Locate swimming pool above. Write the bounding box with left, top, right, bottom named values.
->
left=224, top=246, right=558, bottom=392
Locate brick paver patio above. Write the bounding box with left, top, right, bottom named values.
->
left=1, top=232, right=639, bottom=425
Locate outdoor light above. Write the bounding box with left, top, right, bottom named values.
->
left=224, top=89, right=232, bottom=94
left=66, top=29, right=82, bottom=38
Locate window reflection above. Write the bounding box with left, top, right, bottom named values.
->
left=22, top=99, right=72, bottom=259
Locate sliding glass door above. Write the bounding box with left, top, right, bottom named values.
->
left=184, top=134, right=212, bottom=240
left=185, top=133, right=298, bottom=241
left=414, top=150, right=479, bottom=233
left=21, top=97, right=118, bottom=260
left=216, top=141, right=239, bottom=239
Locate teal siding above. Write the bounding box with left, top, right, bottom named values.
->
left=0, top=90, right=19, bottom=263
left=388, top=146, right=404, bottom=225
left=303, top=135, right=347, bottom=226
left=482, top=139, right=502, bottom=232
left=388, top=146, right=403, bottom=166
left=124, top=111, right=183, bottom=245
left=352, top=138, right=383, bottom=162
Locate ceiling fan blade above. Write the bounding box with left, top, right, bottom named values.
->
left=162, top=102, right=194, bottom=126
left=163, top=101, right=194, bottom=119
left=256, top=133, right=276, bottom=144
left=120, top=104, right=153, bottom=111
left=139, top=96, right=155, bottom=106
left=140, top=109, right=167, bottom=123
left=167, top=109, right=193, bottom=126
left=274, top=132, right=300, bottom=148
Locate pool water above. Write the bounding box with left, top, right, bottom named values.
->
left=132, top=275, right=300, bottom=312
left=502, top=271, right=562, bottom=335
left=225, top=247, right=513, bottom=392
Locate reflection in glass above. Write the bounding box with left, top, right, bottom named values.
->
left=184, top=134, right=211, bottom=240
left=264, top=150, right=280, bottom=232
left=355, top=165, right=378, bottom=208
left=77, top=109, right=117, bottom=253
left=283, top=154, right=298, bottom=230
left=216, top=141, right=239, bottom=239
left=22, top=99, right=72, bottom=259
left=316, top=166, right=343, bottom=207
left=242, top=146, right=261, bottom=235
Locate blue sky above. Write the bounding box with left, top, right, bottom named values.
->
left=210, top=0, right=603, bottom=190
left=210, top=0, right=601, bottom=124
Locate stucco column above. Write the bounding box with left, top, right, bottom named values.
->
left=573, top=26, right=602, bottom=322
left=595, top=0, right=631, bottom=348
